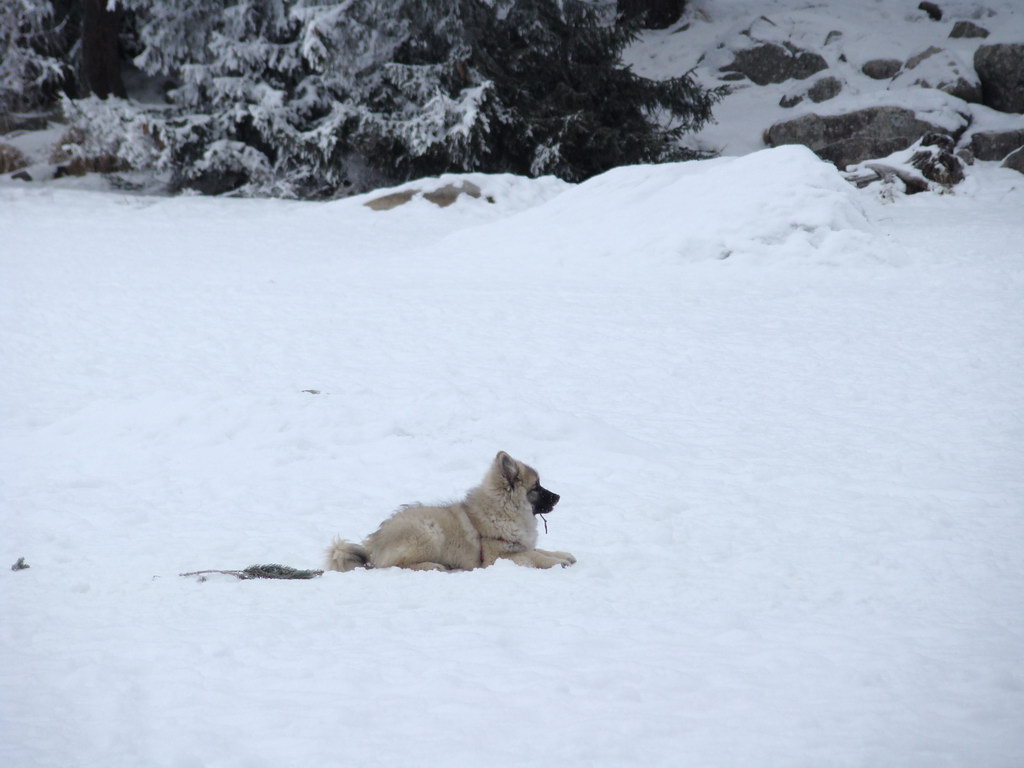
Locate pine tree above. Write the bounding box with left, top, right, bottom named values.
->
left=455, top=0, right=719, bottom=180
left=0, top=0, right=76, bottom=114
left=63, top=0, right=723, bottom=197
left=337, top=0, right=723, bottom=183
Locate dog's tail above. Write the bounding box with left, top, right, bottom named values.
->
left=324, top=538, right=370, bottom=572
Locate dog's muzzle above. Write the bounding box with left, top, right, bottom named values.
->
left=531, top=486, right=560, bottom=516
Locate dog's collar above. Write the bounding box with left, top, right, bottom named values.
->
left=478, top=534, right=525, bottom=566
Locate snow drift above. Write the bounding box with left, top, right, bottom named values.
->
left=350, top=146, right=884, bottom=267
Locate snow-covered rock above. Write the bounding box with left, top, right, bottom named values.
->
left=893, top=45, right=982, bottom=103
left=764, top=106, right=961, bottom=170
left=949, top=20, right=991, bottom=39
left=847, top=132, right=966, bottom=194
left=969, top=128, right=1024, bottom=160
left=862, top=58, right=902, bottom=80
left=719, top=42, right=828, bottom=85
left=1002, top=145, right=1024, bottom=173
left=974, top=43, right=1024, bottom=113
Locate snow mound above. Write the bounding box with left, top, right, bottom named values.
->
left=440, top=145, right=883, bottom=265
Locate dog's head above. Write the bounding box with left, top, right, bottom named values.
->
left=490, top=450, right=560, bottom=516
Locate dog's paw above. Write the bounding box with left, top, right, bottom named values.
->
left=549, top=550, right=576, bottom=566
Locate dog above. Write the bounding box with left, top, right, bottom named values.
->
left=325, top=451, right=576, bottom=572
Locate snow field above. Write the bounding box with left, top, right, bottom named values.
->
left=2, top=149, right=1024, bottom=766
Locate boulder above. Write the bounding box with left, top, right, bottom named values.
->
left=720, top=43, right=828, bottom=85
left=956, top=147, right=975, bottom=165
left=949, top=20, right=989, bottom=39
left=918, top=2, right=942, bottom=21
left=969, top=130, right=1024, bottom=161
left=848, top=133, right=965, bottom=194
left=974, top=44, right=1024, bottom=113
left=365, top=181, right=486, bottom=211
left=764, top=106, right=955, bottom=170
left=910, top=132, right=965, bottom=187
left=0, top=112, right=52, bottom=134
left=0, top=143, right=28, bottom=174
left=862, top=59, right=902, bottom=80
left=897, top=46, right=981, bottom=103
left=807, top=76, right=843, bottom=103
left=365, top=189, right=416, bottom=210
left=779, top=76, right=842, bottom=109
left=1002, top=147, right=1024, bottom=175
left=423, top=181, right=484, bottom=207
left=905, top=46, right=942, bottom=70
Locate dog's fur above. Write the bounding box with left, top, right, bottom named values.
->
left=325, top=452, right=576, bottom=572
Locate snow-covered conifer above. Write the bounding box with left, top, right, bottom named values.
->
left=0, top=0, right=74, bottom=113
left=63, top=0, right=722, bottom=197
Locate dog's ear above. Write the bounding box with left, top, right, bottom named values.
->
left=496, top=451, right=519, bottom=488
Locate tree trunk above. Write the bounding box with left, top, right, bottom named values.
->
left=617, top=0, right=687, bottom=30
left=81, top=0, right=125, bottom=98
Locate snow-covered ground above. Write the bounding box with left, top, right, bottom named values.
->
left=3, top=144, right=1023, bottom=766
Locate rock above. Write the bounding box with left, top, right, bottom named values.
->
left=720, top=43, right=828, bottom=85
left=851, top=133, right=965, bottom=194
left=975, top=44, right=1024, bottom=113
left=719, top=72, right=747, bottom=82
left=0, top=143, right=28, bottom=174
left=969, top=129, right=1024, bottom=161
left=0, top=112, right=51, bottom=134
left=779, top=76, right=843, bottom=110
left=365, top=181, right=486, bottom=211
left=849, top=163, right=928, bottom=194
left=949, top=20, right=989, bottom=38
left=862, top=59, right=902, bottom=80
left=11, top=170, right=32, bottom=182
left=911, top=132, right=965, bottom=187
left=807, top=76, right=842, bottom=103
left=941, top=76, right=983, bottom=103
left=365, top=190, right=416, bottom=210
left=765, top=106, right=956, bottom=170
left=1003, top=147, right=1024, bottom=174
left=905, top=46, right=940, bottom=70
left=896, top=46, right=981, bottom=103
left=423, top=181, right=483, bottom=207
left=918, top=2, right=942, bottom=21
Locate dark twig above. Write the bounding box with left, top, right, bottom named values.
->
left=179, top=564, right=323, bottom=581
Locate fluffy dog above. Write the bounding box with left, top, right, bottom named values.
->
left=325, top=451, right=575, bottom=572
